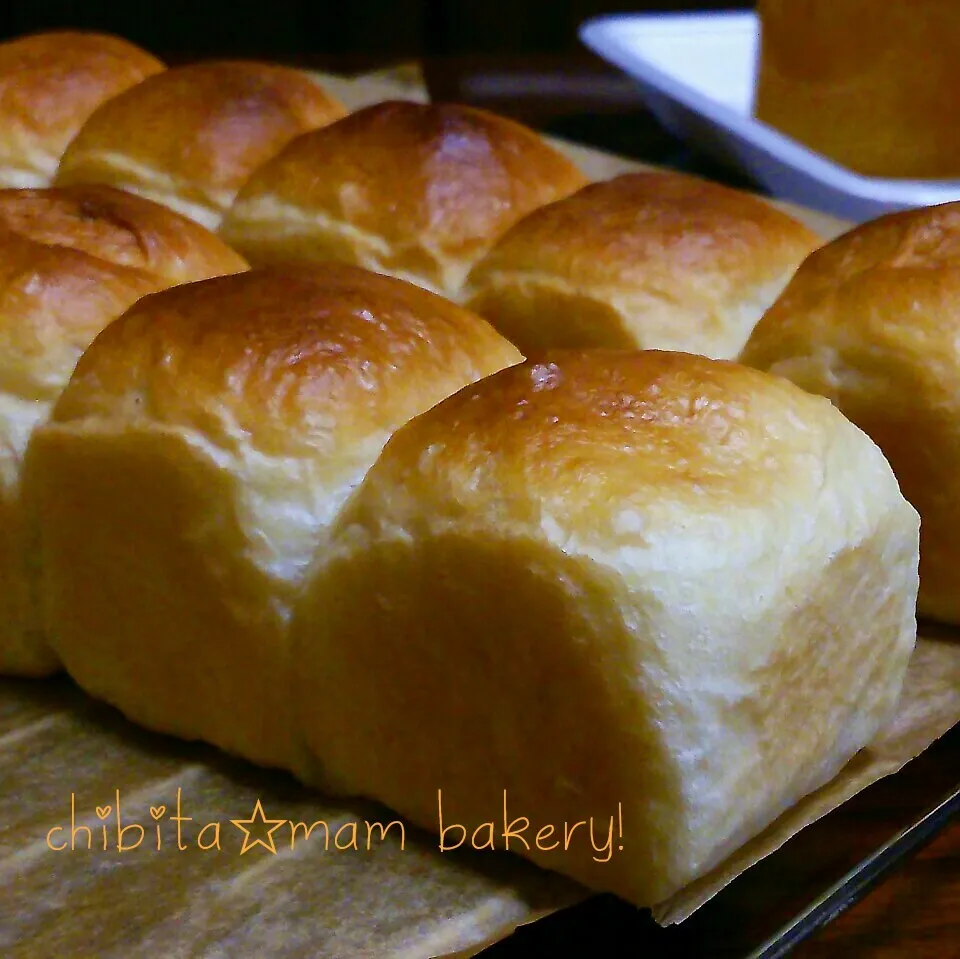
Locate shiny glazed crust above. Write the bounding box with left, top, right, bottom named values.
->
left=741, top=200, right=960, bottom=623
left=463, top=171, right=821, bottom=359
left=0, top=184, right=247, bottom=676
left=55, top=60, right=346, bottom=229
left=220, top=100, right=589, bottom=298
left=0, top=31, right=163, bottom=188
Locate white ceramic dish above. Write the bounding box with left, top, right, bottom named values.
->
left=579, top=11, right=960, bottom=223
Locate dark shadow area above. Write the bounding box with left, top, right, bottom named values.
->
left=0, top=2, right=753, bottom=60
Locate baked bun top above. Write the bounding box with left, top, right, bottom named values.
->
left=220, top=100, right=589, bottom=299
left=51, top=263, right=523, bottom=461
left=462, top=171, right=821, bottom=358
left=0, top=31, right=164, bottom=188
left=741, top=200, right=960, bottom=387
left=738, top=201, right=960, bottom=621
left=55, top=60, right=347, bottom=230
left=351, top=349, right=890, bottom=543
left=0, top=185, right=248, bottom=404
left=0, top=184, right=248, bottom=284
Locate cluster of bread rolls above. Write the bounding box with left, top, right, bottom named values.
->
left=0, top=184, right=247, bottom=675
left=0, top=28, right=822, bottom=336
left=22, top=266, right=918, bottom=907
left=27, top=264, right=522, bottom=771
left=0, top=29, right=926, bottom=910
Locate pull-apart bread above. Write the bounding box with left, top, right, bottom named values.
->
left=219, top=100, right=589, bottom=300
left=0, top=34, right=923, bottom=912
left=463, top=171, right=821, bottom=359
left=55, top=61, right=346, bottom=230
left=0, top=185, right=247, bottom=677
left=292, top=350, right=919, bottom=906
left=25, top=264, right=522, bottom=769
left=0, top=31, right=164, bottom=189
left=741, top=202, right=960, bottom=624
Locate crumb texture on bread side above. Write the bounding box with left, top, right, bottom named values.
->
left=463, top=172, right=821, bottom=359
left=220, top=100, right=589, bottom=299
left=25, top=264, right=521, bottom=766
left=740, top=201, right=960, bottom=623
left=292, top=349, right=919, bottom=906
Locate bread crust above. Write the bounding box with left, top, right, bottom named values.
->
left=221, top=100, right=588, bottom=298
left=741, top=201, right=960, bottom=622
left=0, top=31, right=163, bottom=188
left=463, top=171, right=821, bottom=359
left=56, top=61, right=346, bottom=229
left=292, top=349, right=919, bottom=905
left=28, top=264, right=521, bottom=766
left=0, top=184, right=247, bottom=676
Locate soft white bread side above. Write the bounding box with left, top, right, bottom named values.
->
left=220, top=100, right=588, bottom=300
left=292, top=350, right=919, bottom=907
left=0, top=31, right=164, bottom=188
left=0, top=185, right=247, bottom=677
left=462, top=172, right=821, bottom=359
left=739, top=201, right=960, bottom=624
left=55, top=61, right=346, bottom=229
left=25, top=264, right=522, bottom=768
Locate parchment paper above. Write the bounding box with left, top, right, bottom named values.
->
left=3, top=67, right=959, bottom=959
left=308, top=63, right=431, bottom=111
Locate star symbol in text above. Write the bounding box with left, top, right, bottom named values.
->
left=230, top=799, right=286, bottom=855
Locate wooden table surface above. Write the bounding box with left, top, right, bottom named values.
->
left=396, top=53, right=960, bottom=959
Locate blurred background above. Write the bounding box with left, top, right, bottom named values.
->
left=0, top=2, right=749, bottom=60
left=0, top=2, right=756, bottom=183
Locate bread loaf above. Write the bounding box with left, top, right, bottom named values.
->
left=463, top=172, right=821, bottom=359
left=0, top=184, right=247, bottom=676
left=0, top=31, right=163, bottom=188
left=25, top=264, right=521, bottom=768
left=740, top=201, right=960, bottom=624
left=55, top=61, right=346, bottom=230
left=0, top=34, right=924, bottom=915
left=220, top=100, right=589, bottom=300
left=291, top=349, right=919, bottom=906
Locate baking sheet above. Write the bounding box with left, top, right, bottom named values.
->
left=2, top=67, right=959, bottom=958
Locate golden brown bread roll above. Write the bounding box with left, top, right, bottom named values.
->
left=0, top=183, right=249, bottom=284
left=0, top=31, right=164, bottom=189
left=219, top=100, right=589, bottom=300
left=55, top=60, right=346, bottom=230
left=462, top=171, right=822, bottom=359
left=291, top=349, right=919, bottom=907
left=25, top=264, right=522, bottom=768
left=0, top=185, right=248, bottom=676
left=739, top=201, right=960, bottom=624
